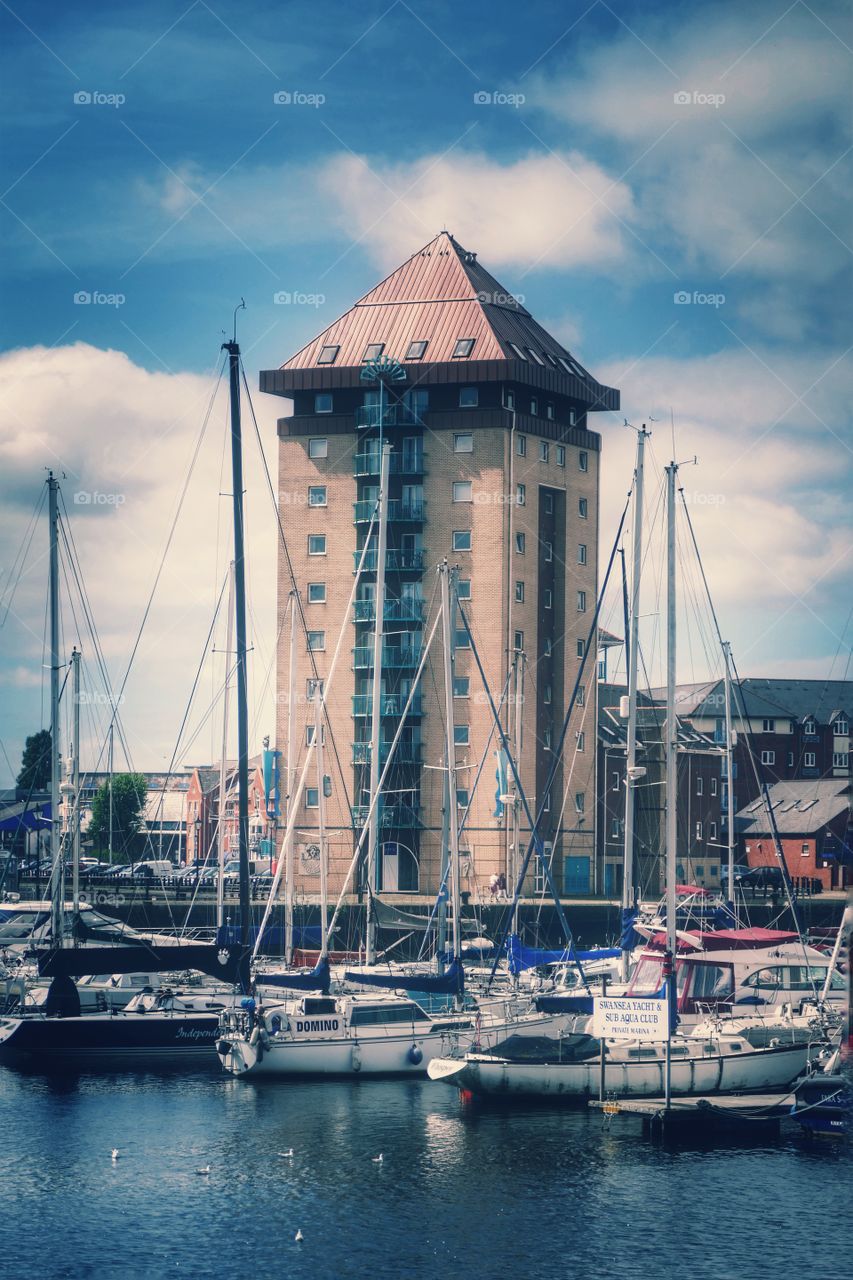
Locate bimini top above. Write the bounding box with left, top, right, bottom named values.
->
left=646, top=927, right=800, bottom=954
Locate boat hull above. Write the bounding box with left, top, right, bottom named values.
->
left=0, top=1011, right=220, bottom=1070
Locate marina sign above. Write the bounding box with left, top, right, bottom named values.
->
left=591, top=994, right=669, bottom=1042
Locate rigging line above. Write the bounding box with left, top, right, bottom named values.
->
left=239, top=362, right=354, bottom=816
left=0, top=483, right=47, bottom=626
left=476, top=487, right=632, bottom=988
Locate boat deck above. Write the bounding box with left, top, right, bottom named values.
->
left=588, top=1091, right=794, bottom=1137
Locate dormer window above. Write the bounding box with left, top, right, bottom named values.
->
left=527, top=348, right=545, bottom=365
left=318, top=345, right=340, bottom=365
left=804, top=718, right=817, bottom=736
left=452, top=338, right=476, bottom=358
left=363, top=343, right=385, bottom=361
left=507, top=343, right=527, bottom=361
left=406, top=340, right=428, bottom=360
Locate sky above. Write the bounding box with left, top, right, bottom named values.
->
left=0, top=0, right=851, bottom=783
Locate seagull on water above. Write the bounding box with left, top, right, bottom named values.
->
left=372, top=1153, right=383, bottom=1163
left=195, top=1166, right=211, bottom=1175
left=111, top=1149, right=120, bottom=1162
left=278, top=1149, right=294, bottom=1158
left=295, top=1230, right=304, bottom=1243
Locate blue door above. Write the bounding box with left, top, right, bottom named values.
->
left=564, top=856, right=590, bottom=895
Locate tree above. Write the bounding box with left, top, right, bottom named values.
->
left=88, top=773, right=148, bottom=860
left=17, top=730, right=52, bottom=792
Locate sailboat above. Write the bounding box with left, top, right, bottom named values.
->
left=428, top=460, right=833, bottom=1100
left=0, top=331, right=255, bottom=1071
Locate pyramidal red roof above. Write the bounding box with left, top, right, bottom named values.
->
left=281, top=231, right=592, bottom=374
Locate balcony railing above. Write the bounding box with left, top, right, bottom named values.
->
left=353, top=644, right=423, bottom=670
left=352, top=692, right=425, bottom=717
left=352, top=804, right=421, bottom=829
left=353, top=451, right=425, bottom=477
left=352, top=598, right=427, bottom=624
left=353, top=548, right=426, bottom=573
left=355, top=404, right=421, bottom=429
left=353, top=498, right=426, bottom=524
left=352, top=741, right=422, bottom=766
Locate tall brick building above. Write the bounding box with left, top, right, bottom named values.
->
left=261, top=232, right=618, bottom=898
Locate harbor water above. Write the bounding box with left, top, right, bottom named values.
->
left=3, top=1066, right=849, bottom=1280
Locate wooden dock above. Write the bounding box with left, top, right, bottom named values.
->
left=589, top=1092, right=795, bottom=1137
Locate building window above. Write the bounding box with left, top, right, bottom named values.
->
left=762, top=718, right=775, bottom=732
left=804, top=751, right=816, bottom=767
left=514, top=630, right=524, bottom=651
left=577, top=590, right=587, bottom=612
left=543, top=492, right=554, bottom=514
left=612, top=772, right=620, bottom=792
left=576, top=732, right=585, bottom=752
left=307, top=631, right=325, bottom=651
left=611, top=817, right=620, bottom=838
left=515, top=581, right=524, bottom=603
left=508, top=342, right=527, bottom=361
left=308, top=485, right=327, bottom=507
left=834, top=718, right=849, bottom=735
left=453, top=676, right=469, bottom=698
left=544, top=588, right=552, bottom=609
left=696, top=822, right=703, bottom=840
left=578, top=497, right=588, bottom=518
left=579, top=450, right=588, bottom=472
left=710, top=822, right=717, bottom=840
left=454, top=629, right=471, bottom=649
left=556, top=446, right=565, bottom=467
left=318, top=345, right=339, bottom=365
left=576, top=684, right=585, bottom=706
left=453, top=481, right=473, bottom=503
left=314, top=393, right=333, bottom=414
left=454, top=725, right=470, bottom=746
left=760, top=750, right=775, bottom=765
left=577, top=639, right=585, bottom=659
left=539, top=440, right=549, bottom=462
left=542, top=790, right=551, bottom=812
left=457, top=578, right=472, bottom=600
left=804, top=718, right=816, bottom=735
left=569, top=409, right=576, bottom=426
left=307, top=582, right=326, bottom=604
left=453, top=338, right=476, bottom=358
left=787, top=751, right=794, bottom=767
left=363, top=342, right=385, bottom=361
left=801, top=842, right=810, bottom=857
left=833, top=752, right=849, bottom=768
left=503, top=388, right=515, bottom=410
left=710, top=777, right=717, bottom=795
left=575, top=792, right=585, bottom=815
left=544, top=638, right=552, bottom=657
left=546, top=403, right=555, bottom=421
left=306, top=725, right=325, bottom=745
left=543, top=727, right=552, bottom=749
left=544, top=684, right=552, bottom=704
left=456, top=789, right=469, bottom=809
left=452, top=530, right=472, bottom=551
left=578, top=544, right=587, bottom=565
left=517, top=434, right=527, bottom=456
left=308, top=534, right=326, bottom=555
left=406, top=340, right=428, bottom=360
left=308, top=437, right=328, bottom=459
left=696, top=777, right=704, bottom=795
left=454, top=432, right=474, bottom=453
left=530, top=398, right=539, bottom=417
left=517, top=483, right=526, bottom=505
left=305, top=787, right=319, bottom=808
left=306, top=678, right=324, bottom=699
left=459, top=386, right=478, bottom=408
left=527, top=348, right=545, bottom=366
left=515, top=532, right=525, bottom=554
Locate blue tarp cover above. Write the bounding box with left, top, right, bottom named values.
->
left=343, top=958, right=464, bottom=996
left=506, top=934, right=620, bottom=975
left=261, top=956, right=331, bottom=994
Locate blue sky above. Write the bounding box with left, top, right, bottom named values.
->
left=1, top=0, right=851, bottom=781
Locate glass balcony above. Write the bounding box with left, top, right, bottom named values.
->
left=353, top=451, right=425, bottom=477
left=352, top=741, right=422, bottom=766
left=353, top=644, right=423, bottom=670
left=353, top=498, right=426, bottom=524
left=352, top=598, right=426, bottom=624
left=355, top=404, right=421, bottom=429
left=352, top=804, right=421, bottom=830
left=353, top=548, right=426, bottom=573
left=352, top=692, right=425, bottom=717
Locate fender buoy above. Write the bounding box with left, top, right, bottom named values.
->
left=407, top=1044, right=423, bottom=1066
left=351, top=1044, right=362, bottom=1072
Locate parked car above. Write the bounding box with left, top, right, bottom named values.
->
left=738, top=865, right=786, bottom=893
left=115, top=860, right=176, bottom=880
left=720, top=863, right=751, bottom=887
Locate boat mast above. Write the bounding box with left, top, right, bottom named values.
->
left=664, top=462, right=679, bottom=1104
left=71, top=647, right=81, bottom=918
left=283, top=590, right=298, bottom=964
left=365, top=436, right=391, bottom=966
left=439, top=562, right=462, bottom=992
left=621, top=426, right=647, bottom=981
left=312, top=679, right=329, bottom=959
left=217, top=561, right=235, bottom=933
left=108, top=722, right=113, bottom=864
left=722, top=640, right=732, bottom=921
left=223, top=320, right=251, bottom=976
left=48, top=472, right=63, bottom=946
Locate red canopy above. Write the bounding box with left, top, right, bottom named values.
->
left=646, top=927, right=800, bottom=953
